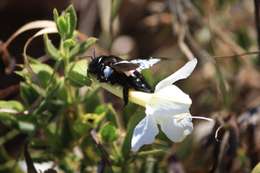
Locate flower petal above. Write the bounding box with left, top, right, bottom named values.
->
left=155, top=58, right=197, bottom=91
left=158, top=113, right=193, bottom=142
left=131, top=115, right=159, bottom=152
left=146, top=85, right=192, bottom=120
left=153, top=85, right=192, bottom=105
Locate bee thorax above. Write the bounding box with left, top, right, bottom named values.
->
left=103, top=66, right=113, bottom=79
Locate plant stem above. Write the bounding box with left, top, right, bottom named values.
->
left=254, top=0, right=260, bottom=64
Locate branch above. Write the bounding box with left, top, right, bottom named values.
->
left=254, top=0, right=260, bottom=64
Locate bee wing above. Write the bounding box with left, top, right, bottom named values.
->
left=130, top=58, right=161, bottom=72
left=111, top=61, right=140, bottom=72
left=111, top=58, right=162, bottom=73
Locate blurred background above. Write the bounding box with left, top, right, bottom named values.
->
left=0, top=0, right=260, bottom=173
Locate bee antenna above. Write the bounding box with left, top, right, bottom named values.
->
left=91, top=48, right=96, bottom=60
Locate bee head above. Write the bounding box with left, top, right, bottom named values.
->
left=87, top=56, right=103, bottom=76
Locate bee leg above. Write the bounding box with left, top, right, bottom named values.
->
left=123, top=86, right=129, bottom=106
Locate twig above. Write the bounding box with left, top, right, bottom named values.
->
left=178, top=28, right=194, bottom=60
left=209, top=22, right=251, bottom=65
left=0, top=85, right=19, bottom=99
left=212, top=51, right=260, bottom=59
left=254, top=0, right=260, bottom=64
left=0, top=41, right=15, bottom=74
left=107, top=104, right=125, bottom=132
left=185, top=32, right=213, bottom=62
left=24, top=143, right=38, bottom=173
left=90, top=129, right=112, bottom=173
left=168, top=0, right=195, bottom=61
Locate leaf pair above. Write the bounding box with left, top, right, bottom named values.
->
left=53, top=5, right=77, bottom=40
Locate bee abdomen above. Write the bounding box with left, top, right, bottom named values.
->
left=129, top=71, right=153, bottom=93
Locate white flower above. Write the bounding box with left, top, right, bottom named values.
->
left=130, top=58, right=198, bottom=152
left=100, top=58, right=212, bottom=152
left=19, top=161, right=58, bottom=172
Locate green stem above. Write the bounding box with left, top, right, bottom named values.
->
left=108, top=104, right=125, bottom=131
left=138, top=149, right=166, bottom=156
left=61, top=39, right=74, bottom=104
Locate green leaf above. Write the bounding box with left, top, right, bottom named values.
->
left=93, top=105, right=117, bottom=127
left=138, top=149, right=166, bottom=157
left=20, top=82, right=39, bottom=105
left=44, top=34, right=61, bottom=60
left=74, top=113, right=105, bottom=135
left=0, top=113, right=17, bottom=125
left=235, top=27, right=251, bottom=50
left=111, top=0, right=123, bottom=21
left=95, top=105, right=108, bottom=114
left=69, top=37, right=97, bottom=58
left=100, top=123, right=118, bottom=143
left=56, top=78, right=69, bottom=102
left=252, top=163, right=260, bottom=173
left=53, top=5, right=77, bottom=39
left=0, top=110, right=18, bottom=127
left=18, top=121, right=35, bottom=133
left=18, top=59, right=55, bottom=99
left=60, top=116, right=74, bottom=148
left=57, top=16, right=68, bottom=38
left=83, top=88, right=100, bottom=112
left=53, top=8, right=59, bottom=24
left=65, top=5, right=77, bottom=38
left=73, top=114, right=92, bottom=136
left=0, top=100, right=24, bottom=112
left=67, top=59, right=92, bottom=87
left=28, top=59, right=55, bottom=88
left=104, top=104, right=118, bottom=126
left=29, top=83, right=46, bottom=97
left=63, top=38, right=76, bottom=49
left=0, top=100, right=23, bottom=125
left=65, top=13, right=71, bottom=36
left=122, top=108, right=144, bottom=158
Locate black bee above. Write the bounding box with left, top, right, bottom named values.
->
left=87, top=55, right=161, bottom=105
